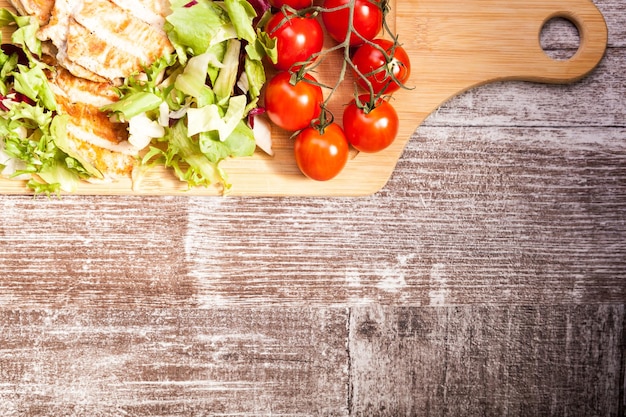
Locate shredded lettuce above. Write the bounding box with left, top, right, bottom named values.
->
left=187, top=94, right=247, bottom=140
left=173, top=50, right=218, bottom=106
left=0, top=0, right=277, bottom=194
left=165, top=0, right=235, bottom=62
left=104, top=0, right=276, bottom=192
left=142, top=120, right=223, bottom=189
left=0, top=9, right=97, bottom=194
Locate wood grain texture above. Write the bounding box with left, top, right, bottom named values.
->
left=181, top=127, right=626, bottom=307
left=349, top=304, right=625, bottom=417
left=0, top=308, right=349, bottom=416
left=0, top=0, right=623, bottom=415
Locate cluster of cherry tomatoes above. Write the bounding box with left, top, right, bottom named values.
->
left=262, top=0, right=411, bottom=181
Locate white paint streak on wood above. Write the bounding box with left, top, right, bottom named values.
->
left=428, top=263, right=449, bottom=306
left=345, top=268, right=362, bottom=288
left=375, top=254, right=414, bottom=293
left=0, top=308, right=349, bottom=416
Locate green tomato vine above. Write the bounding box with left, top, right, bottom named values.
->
left=272, top=0, right=411, bottom=130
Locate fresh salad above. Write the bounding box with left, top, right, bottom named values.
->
left=0, top=0, right=276, bottom=194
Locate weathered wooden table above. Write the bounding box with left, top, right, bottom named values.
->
left=0, top=0, right=624, bottom=415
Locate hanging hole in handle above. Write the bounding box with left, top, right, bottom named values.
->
left=540, top=16, right=581, bottom=60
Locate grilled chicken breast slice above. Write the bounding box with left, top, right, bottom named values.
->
left=7, top=0, right=55, bottom=25
left=109, top=0, right=171, bottom=27
left=39, top=0, right=173, bottom=82
left=47, top=66, right=119, bottom=108
left=37, top=0, right=110, bottom=82
left=69, top=0, right=173, bottom=81
left=48, top=68, right=138, bottom=178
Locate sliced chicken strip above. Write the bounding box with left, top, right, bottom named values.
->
left=37, top=0, right=106, bottom=81
left=37, top=0, right=74, bottom=42
left=54, top=95, right=137, bottom=178
left=42, top=42, right=111, bottom=83
left=39, top=0, right=173, bottom=82
left=47, top=68, right=138, bottom=178
left=61, top=132, right=137, bottom=179
left=70, top=0, right=173, bottom=71
left=109, top=0, right=171, bottom=27
left=7, top=0, right=55, bottom=25
left=47, top=66, right=118, bottom=107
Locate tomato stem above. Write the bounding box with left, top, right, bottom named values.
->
left=275, top=0, right=411, bottom=128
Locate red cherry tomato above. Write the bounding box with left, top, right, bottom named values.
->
left=269, top=0, right=313, bottom=9
left=266, top=12, right=324, bottom=71
left=264, top=72, right=323, bottom=132
left=294, top=123, right=349, bottom=181
left=321, top=0, right=382, bottom=46
left=342, top=96, right=399, bottom=153
left=352, top=38, right=411, bottom=95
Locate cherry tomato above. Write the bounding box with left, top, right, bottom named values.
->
left=294, top=123, right=349, bottom=181
left=342, top=95, right=399, bottom=153
left=352, top=38, right=411, bottom=94
left=264, top=72, right=323, bottom=132
left=266, top=12, right=324, bottom=71
left=321, top=0, right=382, bottom=46
left=269, top=0, right=313, bottom=9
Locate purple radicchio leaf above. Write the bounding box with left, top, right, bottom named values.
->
left=247, top=107, right=266, bottom=128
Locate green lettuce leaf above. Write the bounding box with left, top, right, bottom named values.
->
left=101, top=91, right=162, bottom=120
left=187, top=94, right=247, bottom=141
left=224, top=0, right=257, bottom=44
left=165, top=0, right=234, bottom=61
left=143, top=120, right=222, bottom=189
left=0, top=9, right=41, bottom=57
left=198, top=119, right=256, bottom=164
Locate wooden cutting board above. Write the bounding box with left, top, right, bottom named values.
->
left=0, top=0, right=608, bottom=196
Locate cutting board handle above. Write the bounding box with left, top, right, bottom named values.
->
left=522, top=1, right=609, bottom=84
left=401, top=0, right=609, bottom=118
left=465, top=0, right=609, bottom=84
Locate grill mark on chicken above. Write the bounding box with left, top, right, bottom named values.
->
left=48, top=67, right=118, bottom=110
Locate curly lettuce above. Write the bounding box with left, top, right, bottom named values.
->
left=102, top=0, right=276, bottom=192
left=0, top=9, right=98, bottom=194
